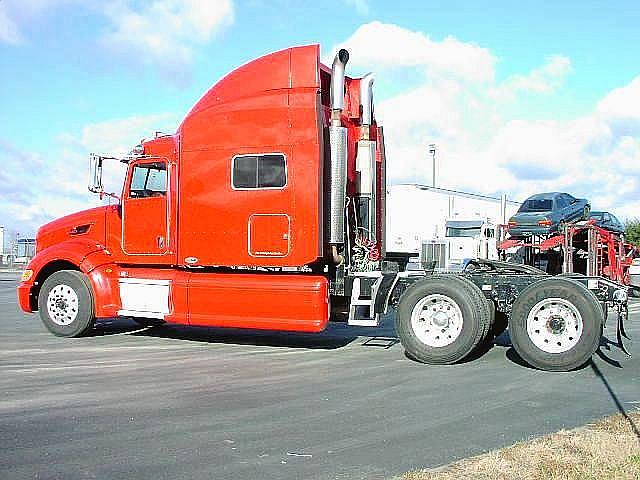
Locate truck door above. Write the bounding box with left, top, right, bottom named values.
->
left=121, top=158, right=174, bottom=263
left=479, top=224, right=489, bottom=259
left=482, top=223, right=499, bottom=260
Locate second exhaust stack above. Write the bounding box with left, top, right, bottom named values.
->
left=329, top=49, right=349, bottom=244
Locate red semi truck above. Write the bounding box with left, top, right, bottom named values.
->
left=17, top=45, right=629, bottom=371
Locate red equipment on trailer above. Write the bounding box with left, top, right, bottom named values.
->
left=498, top=220, right=638, bottom=285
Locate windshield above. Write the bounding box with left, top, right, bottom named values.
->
left=519, top=199, right=553, bottom=213
left=446, top=227, right=481, bottom=238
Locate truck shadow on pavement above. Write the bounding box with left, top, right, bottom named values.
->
left=90, top=318, right=629, bottom=371
left=502, top=331, right=629, bottom=371
left=91, top=316, right=400, bottom=351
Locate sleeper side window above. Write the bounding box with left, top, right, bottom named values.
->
left=232, top=154, right=286, bottom=189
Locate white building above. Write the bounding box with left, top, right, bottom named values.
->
left=386, top=184, right=521, bottom=256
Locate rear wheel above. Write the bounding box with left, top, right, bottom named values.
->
left=38, top=270, right=95, bottom=337
left=396, top=276, right=490, bottom=364
left=509, top=277, right=602, bottom=371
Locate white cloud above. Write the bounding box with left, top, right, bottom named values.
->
left=0, top=0, right=234, bottom=82
left=596, top=76, right=640, bottom=137
left=344, top=0, right=369, bottom=15
left=100, top=0, right=234, bottom=80
left=331, top=22, right=640, bottom=221
left=0, top=0, right=79, bottom=45
left=78, top=113, right=178, bottom=154
left=491, top=55, right=572, bottom=101
left=0, top=4, right=23, bottom=44
left=328, top=21, right=496, bottom=83
left=1, top=112, right=179, bottom=235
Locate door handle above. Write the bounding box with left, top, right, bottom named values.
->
left=157, top=236, right=165, bottom=249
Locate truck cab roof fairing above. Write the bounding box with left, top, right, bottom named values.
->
left=180, top=45, right=322, bottom=125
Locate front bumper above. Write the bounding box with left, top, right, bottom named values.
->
left=17, top=281, right=34, bottom=312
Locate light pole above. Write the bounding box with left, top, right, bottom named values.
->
left=429, top=143, right=437, bottom=187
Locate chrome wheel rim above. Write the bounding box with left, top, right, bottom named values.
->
left=47, top=284, right=79, bottom=326
left=411, top=294, right=464, bottom=347
left=526, top=298, right=583, bottom=354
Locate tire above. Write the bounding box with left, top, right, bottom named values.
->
left=556, top=275, right=604, bottom=319
left=582, top=205, right=591, bottom=220
left=37, top=270, right=95, bottom=337
left=509, top=277, right=603, bottom=371
left=396, top=275, right=490, bottom=364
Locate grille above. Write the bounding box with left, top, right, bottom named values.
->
left=422, top=241, right=447, bottom=270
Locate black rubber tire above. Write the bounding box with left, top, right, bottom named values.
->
left=555, top=275, right=604, bottom=319
left=451, top=275, right=492, bottom=344
left=37, top=270, right=95, bottom=337
left=396, top=275, right=490, bottom=364
left=509, top=277, right=603, bottom=371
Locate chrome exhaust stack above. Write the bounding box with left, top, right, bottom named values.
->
left=356, top=73, right=377, bottom=242
left=329, top=49, right=349, bottom=245
left=359, top=73, right=375, bottom=139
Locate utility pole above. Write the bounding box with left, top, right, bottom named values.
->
left=428, top=143, right=437, bottom=187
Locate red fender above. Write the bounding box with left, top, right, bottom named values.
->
left=17, top=239, right=115, bottom=314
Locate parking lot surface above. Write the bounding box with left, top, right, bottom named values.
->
left=1, top=273, right=639, bottom=480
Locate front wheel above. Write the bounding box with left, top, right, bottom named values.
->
left=396, top=276, right=490, bottom=364
left=37, top=270, right=95, bottom=337
left=509, top=277, right=602, bottom=371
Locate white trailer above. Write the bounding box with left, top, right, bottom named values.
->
left=386, top=184, right=520, bottom=269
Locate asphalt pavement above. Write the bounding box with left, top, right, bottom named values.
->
left=1, top=273, right=639, bottom=480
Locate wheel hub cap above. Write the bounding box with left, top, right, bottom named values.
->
left=526, top=298, right=583, bottom=354
left=547, top=316, right=566, bottom=335
left=47, top=284, right=79, bottom=326
left=410, top=294, right=464, bottom=347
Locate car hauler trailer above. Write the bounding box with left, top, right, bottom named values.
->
left=17, top=46, right=629, bottom=371
left=498, top=220, right=638, bottom=286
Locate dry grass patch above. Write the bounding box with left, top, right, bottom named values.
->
left=405, top=411, right=640, bottom=480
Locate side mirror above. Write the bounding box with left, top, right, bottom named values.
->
left=88, top=154, right=104, bottom=194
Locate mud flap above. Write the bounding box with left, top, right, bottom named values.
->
left=616, top=303, right=631, bottom=356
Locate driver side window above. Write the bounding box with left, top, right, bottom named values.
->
left=129, top=162, right=167, bottom=198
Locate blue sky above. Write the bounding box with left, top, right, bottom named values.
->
left=1, top=0, right=639, bottom=238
